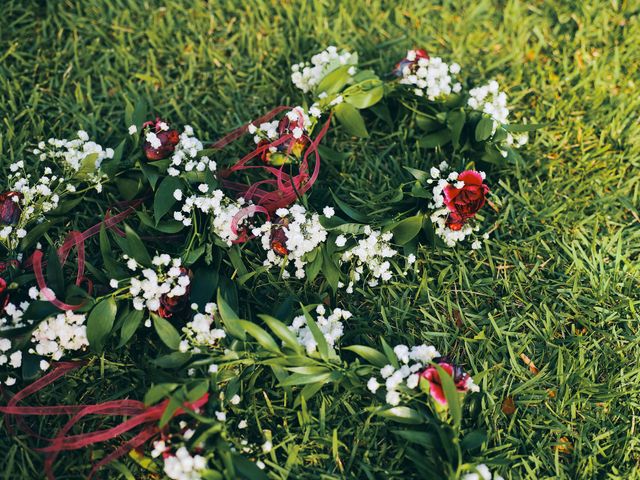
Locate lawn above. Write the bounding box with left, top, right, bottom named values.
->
left=1, top=1, right=640, bottom=479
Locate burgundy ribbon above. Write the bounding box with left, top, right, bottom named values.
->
left=21, top=201, right=142, bottom=311
left=0, top=361, right=208, bottom=480
left=214, top=107, right=331, bottom=217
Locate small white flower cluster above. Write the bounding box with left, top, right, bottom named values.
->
left=399, top=52, right=461, bottom=101
left=462, top=464, right=504, bottom=480
left=2, top=165, right=61, bottom=248
left=33, top=130, right=111, bottom=190
left=160, top=446, right=207, bottom=480
left=339, top=227, right=397, bottom=290
left=174, top=188, right=249, bottom=245
left=248, top=107, right=313, bottom=146
left=1, top=300, right=45, bottom=385
left=467, top=80, right=509, bottom=126
left=253, top=204, right=328, bottom=279
left=180, top=303, right=226, bottom=353
left=0, top=300, right=31, bottom=331
left=464, top=79, right=527, bottom=151
left=29, top=311, right=89, bottom=361
left=291, top=46, right=358, bottom=93
left=127, top=255, right=190, bottom=311
left=289, top=305, right=351, bottom=354
left=166, top=125, right=216, bottom=177
left=427, top=163, right=489, bottom=248
left=366, top=343, right=441, bottom=406
left=0, top=337, right=23, bottom=385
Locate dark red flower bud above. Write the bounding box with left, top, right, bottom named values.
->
left=0, top=191, right=23, bottom=225
left=443, top=171, right=489, bottom=230
left=142, top=118, right=180, bottom=161
left=0, top=278, right=10, bottom=313
left=157, top=267, right=192, bottom=319
left=270, top=222, right=289, bottom=256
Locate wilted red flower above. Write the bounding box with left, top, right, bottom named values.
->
left=142, top=118, right=180, bottom=161
left=157, top=267, right=192, bottom=319
left=0, top=191, right=23, bottom=225
left=419, top=359, right=476, bottom=406
left=393, top=48, right=430, bottom=77
left=0, top=278, right=10, bottom=313
left=443, top=170, right=489, bottom=231
left=270, top=226, right=289, bottom=256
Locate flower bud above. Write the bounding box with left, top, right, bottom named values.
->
left=0, top=191, right=23, bottom=225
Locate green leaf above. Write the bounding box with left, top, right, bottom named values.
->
left=418, top=129, right=452, bottom=148
left=316, top=65, right=352, bottom=95
left=344, top=345, right=388, bottom=367
left=475, top=116, right=494, bottom=142
left=279, top=371, right=332, bottom=387
left=403, top=167, right=429, bottom=182
left=124, top=224, right=152, bottom=267
left=259, top=314, right=303, bottom=353
left=238, top=320, right=281, bottom=354
left=153, top=176, right=182, bottom=223
left=144, top=383, right=179, bottom=405
left=344, top=81, right=384, bottom=109
left=447, top=110, right=466, bottom=148
left=503, top=123, right=546, bottom=132
left=87, top=297, right=117, bottom=353
left=152, top=352, right=192, bottom=369
left=217, top=290, right=245, bottom=340
left=377, top=407, right=424, bottom=424
left=330, top=190, right=368, bottom=222
left=334, top=102, right=368, bottom=137
left=322, top=248, right=341, bottom=293
left=190, top=268, right=219, bottom=309
left=435, top=364, right=462, bottom=428
left=391, top=215, right=423, bottom=245
left=302, top=305, right=329, bottom=360
left=152, top=313, right=181, bottom=350
left=117, top=309, right=144, bottom=348
left=132, top=97, right=148, bottom=129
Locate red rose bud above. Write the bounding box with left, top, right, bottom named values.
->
left=0, top=191, right=23, bottom=225
left=443, top=170, right=489, bottom=231
left=393, top=48, right=430, bottom=77
left=157, top=267, right=192, bottom=319
left=419, top=360, right=475, bottom=406
left=142, top=118, right=180, bottom=161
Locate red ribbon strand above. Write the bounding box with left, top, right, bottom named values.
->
left=0, top=361, right=208, bottom=480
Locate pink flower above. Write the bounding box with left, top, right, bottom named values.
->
left=419, top=360, right=474, bottom=406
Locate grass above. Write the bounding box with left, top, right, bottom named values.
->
left=2, top=0, right=640, bottom=478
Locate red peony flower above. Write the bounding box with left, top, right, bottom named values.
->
left=442, top=170, right=489, bottom=231
left=142, top=118, right=180, bottom=161
left=419, top=360, right=474, bottom=406
left=0, top=278, right=10, bottom=313
left=0, top=191, right=23, bottom=225
left=393, top=48, right=430, bottom=77
left=156, top=267, right=192, bottom=319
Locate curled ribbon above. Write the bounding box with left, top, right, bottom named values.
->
left=215, top=106, right=332, bottom=216
left=22, top=201, right=142, bottom=310
left=0, top=361, right=208, bottom=480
